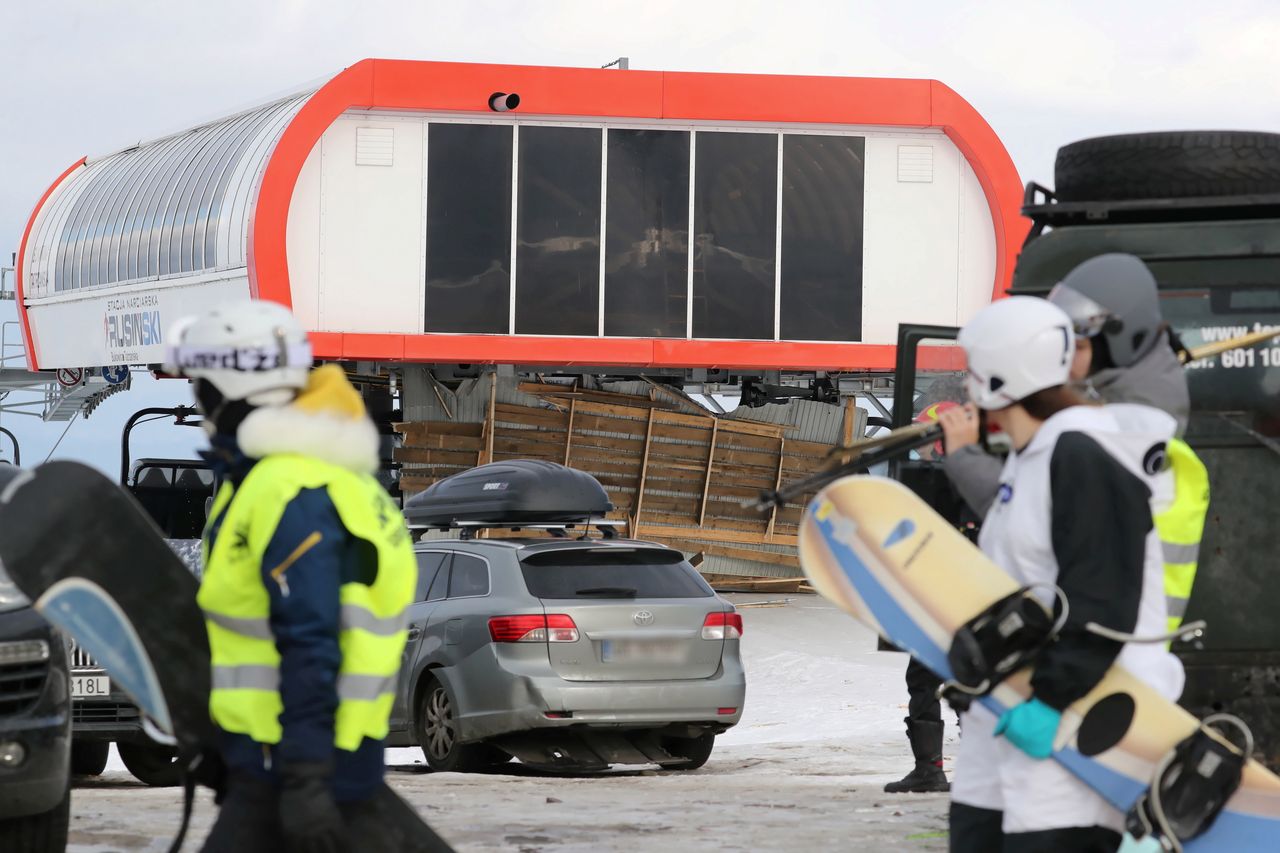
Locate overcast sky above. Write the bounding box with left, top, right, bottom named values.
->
left=2, top=0, right=1278, bottom=470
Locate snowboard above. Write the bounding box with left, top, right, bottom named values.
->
left=799, top=475, right=1280, bottom=850
left=0, top=461, right=214, bottom=754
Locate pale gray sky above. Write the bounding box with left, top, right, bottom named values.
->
left=1, top=0, right=1277, bottom=470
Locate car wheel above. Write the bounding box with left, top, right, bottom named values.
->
left=117, top=742, right=182, bottom=787
left=662, top=732, right=715, bottom=770
left=0, top=787, right=69, bottom=852
left=70, top=740, right=110, bottom=777
left=416, top=678, right=508, bottom=773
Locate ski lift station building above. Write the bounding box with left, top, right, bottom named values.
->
left=17, top=59, right=1023, bottom=392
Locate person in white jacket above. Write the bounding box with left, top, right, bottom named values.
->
left=948, top=297, right=1183, bottom=853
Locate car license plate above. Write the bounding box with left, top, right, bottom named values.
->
left=72, top=675, right=110, bottom=699
left=601, top=639, right=686, bottom=664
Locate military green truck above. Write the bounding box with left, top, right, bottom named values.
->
left=1011, top=131, right=1280, bottom=768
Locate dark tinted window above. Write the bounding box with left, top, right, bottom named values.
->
left=426, top=557, right=451, bottom=601
left=415, top=552, right=448, bottom=600
left=604, top=130, right=690, bottom=337
left=692, top=132, right=777, bottom=340
left=515, top=126, right=601, bottom=335
left=425, top=123, right=512, bottom=333
left=520, top=549, right=713, bottom=599
left=448, top=554, right=490, bottom=598
left=780, top=135, right=864, bottom=341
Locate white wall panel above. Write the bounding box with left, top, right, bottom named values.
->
left=861, top=134, right=963, bottom=344
left=285, top=140, right=323, bottom=329
left=315, top=116, right=424, bottom=333
left=956, top=157, right=998, bottom=328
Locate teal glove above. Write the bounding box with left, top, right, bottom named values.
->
left=994, top=697, right=1061, bottom=759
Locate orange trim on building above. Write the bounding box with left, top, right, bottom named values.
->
left=309, top=332, right=965, bottom=373
left=14, top=157, right=87, bottom=371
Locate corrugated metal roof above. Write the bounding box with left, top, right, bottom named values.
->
left=25, top=93, right=311, bottom=298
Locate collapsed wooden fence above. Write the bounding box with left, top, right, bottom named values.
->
left=395, top=380, right=854, bottom=574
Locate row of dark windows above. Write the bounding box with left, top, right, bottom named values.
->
left=426, top=123, right=865, bottom=341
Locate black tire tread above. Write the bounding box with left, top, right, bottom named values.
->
left=71, top=739, right=110, bottom=776
left=416, top=679, right=507, bottom=773
left=1054, top=131, right=1280, bottom=202
left=117, top=741, right=183, bottom=787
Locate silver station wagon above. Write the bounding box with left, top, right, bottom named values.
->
left=384, top=461, right=746, bottom=773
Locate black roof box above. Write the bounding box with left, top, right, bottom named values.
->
left=403, top=460, right=614, bottom=529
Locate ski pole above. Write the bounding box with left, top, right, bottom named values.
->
left=1181, top=327, right=1280, bottom=363
left=751, top=423, right=942, bottom=510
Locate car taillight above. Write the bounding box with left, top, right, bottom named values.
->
left=545, top=614, right=580, bottom=643
left=488, top=614, right=579, bottom=643
left=701, top=611, right=743, bottom=640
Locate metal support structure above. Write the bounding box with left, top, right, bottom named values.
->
left=697, top=420, right=719, bottom=527
left=0, top=426, right=19, bottom=465
left=563, top=398, right=576, bottom=465
left=120, top=406, right=199, bottom=486
left=632, top=408, right=656, bottom=533
left=767, top=436, right=785, bottom=537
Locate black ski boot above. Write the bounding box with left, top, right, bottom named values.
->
left=884, top=719, right=949, bottom=793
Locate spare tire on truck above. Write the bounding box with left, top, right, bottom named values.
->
left=1054, top=131, right=1280, bottom=202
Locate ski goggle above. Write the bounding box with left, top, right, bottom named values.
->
left=165, top=341, right=312, bottom=375
left=1047, top=283, right=1114, bottom=339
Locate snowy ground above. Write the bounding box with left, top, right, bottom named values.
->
left=68, top=596, right=953, bottom=851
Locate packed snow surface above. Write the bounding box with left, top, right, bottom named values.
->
left=70, top=596, right=952, bottom=851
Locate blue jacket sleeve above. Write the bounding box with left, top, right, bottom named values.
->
left=261, top=487, right=347, bottom=766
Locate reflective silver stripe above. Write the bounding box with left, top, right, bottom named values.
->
left=340, top=604, right=407, bottom=637
left=1161, top=540, right=1200, bottom=565
left=1166, top=596, right=1189, bottom=619
left=212, top=664, right=280, bottom=691
left=204, top=611, right=274, bottom=641
left=337, top=673, right=397, bottom=702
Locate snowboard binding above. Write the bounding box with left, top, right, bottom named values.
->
left=937, top=585, right=1065, bottom=712
left=1123, top=714, right=1251, bottom=852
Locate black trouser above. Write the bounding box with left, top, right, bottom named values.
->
left=906, top=657, right=943, bottom=725
left=949, top=802, right=1121, bottom=853
left=202, top=773, right=454, bottom=852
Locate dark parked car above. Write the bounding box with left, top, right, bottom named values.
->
left=68, top=457, right=212, bottom=786
left=0, top=465, right=71, bottom=850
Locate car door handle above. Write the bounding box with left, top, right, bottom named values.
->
left=406, top=626, right=422, bottom=642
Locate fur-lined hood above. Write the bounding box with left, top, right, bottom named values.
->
left=236, top=365, right=380, bottom=475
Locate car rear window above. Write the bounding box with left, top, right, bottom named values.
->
left=520, top=549, right=714, bottom=599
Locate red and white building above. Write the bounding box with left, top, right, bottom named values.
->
left=17, top=59, right=1023, bottom=397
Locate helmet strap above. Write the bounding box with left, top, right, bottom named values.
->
left=194, top=380, right=259, bottom=439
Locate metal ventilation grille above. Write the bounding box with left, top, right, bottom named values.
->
left=70, top=640, right=103, bottom=672
left=0, top=660, right=48, bottom=716
left=356, top=127, right=395, bottom=166
left=897, top=145, right=934, bottom=183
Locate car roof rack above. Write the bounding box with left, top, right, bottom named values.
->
left=1021, top=181, right=1280, bottom=244
left=416, top=518, right=625, bottom=541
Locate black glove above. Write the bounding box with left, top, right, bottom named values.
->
left=181, top=746, right=227, bottom=801
left=278, top=762, right=347, bottom=853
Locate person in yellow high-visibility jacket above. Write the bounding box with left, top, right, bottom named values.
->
left=941, top=254, right=1208, bottom=631
left=166, top=300, right=453, bottom=853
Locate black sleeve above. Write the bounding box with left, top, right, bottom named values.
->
left=1032, top=431, right=1152, bottom=711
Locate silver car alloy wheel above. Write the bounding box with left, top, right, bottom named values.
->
left=425, top=686, right=456, bottom=760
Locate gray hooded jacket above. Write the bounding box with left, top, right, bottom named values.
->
left=941, top=339, right=1190, bottom=517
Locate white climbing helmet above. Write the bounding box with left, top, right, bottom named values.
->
left=958, top=297, right=1075, bottom=410
left=166, top=299, right=311, bottom=410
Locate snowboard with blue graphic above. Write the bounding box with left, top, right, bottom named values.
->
left=0, top=461, right=213, bottom=752
left=799, top=474, right=1280, bottom=851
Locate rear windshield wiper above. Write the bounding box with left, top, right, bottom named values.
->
left=573, top=586, right=638, bottom=598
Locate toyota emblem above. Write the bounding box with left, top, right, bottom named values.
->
left=632, top=610, right=655, bottom=626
